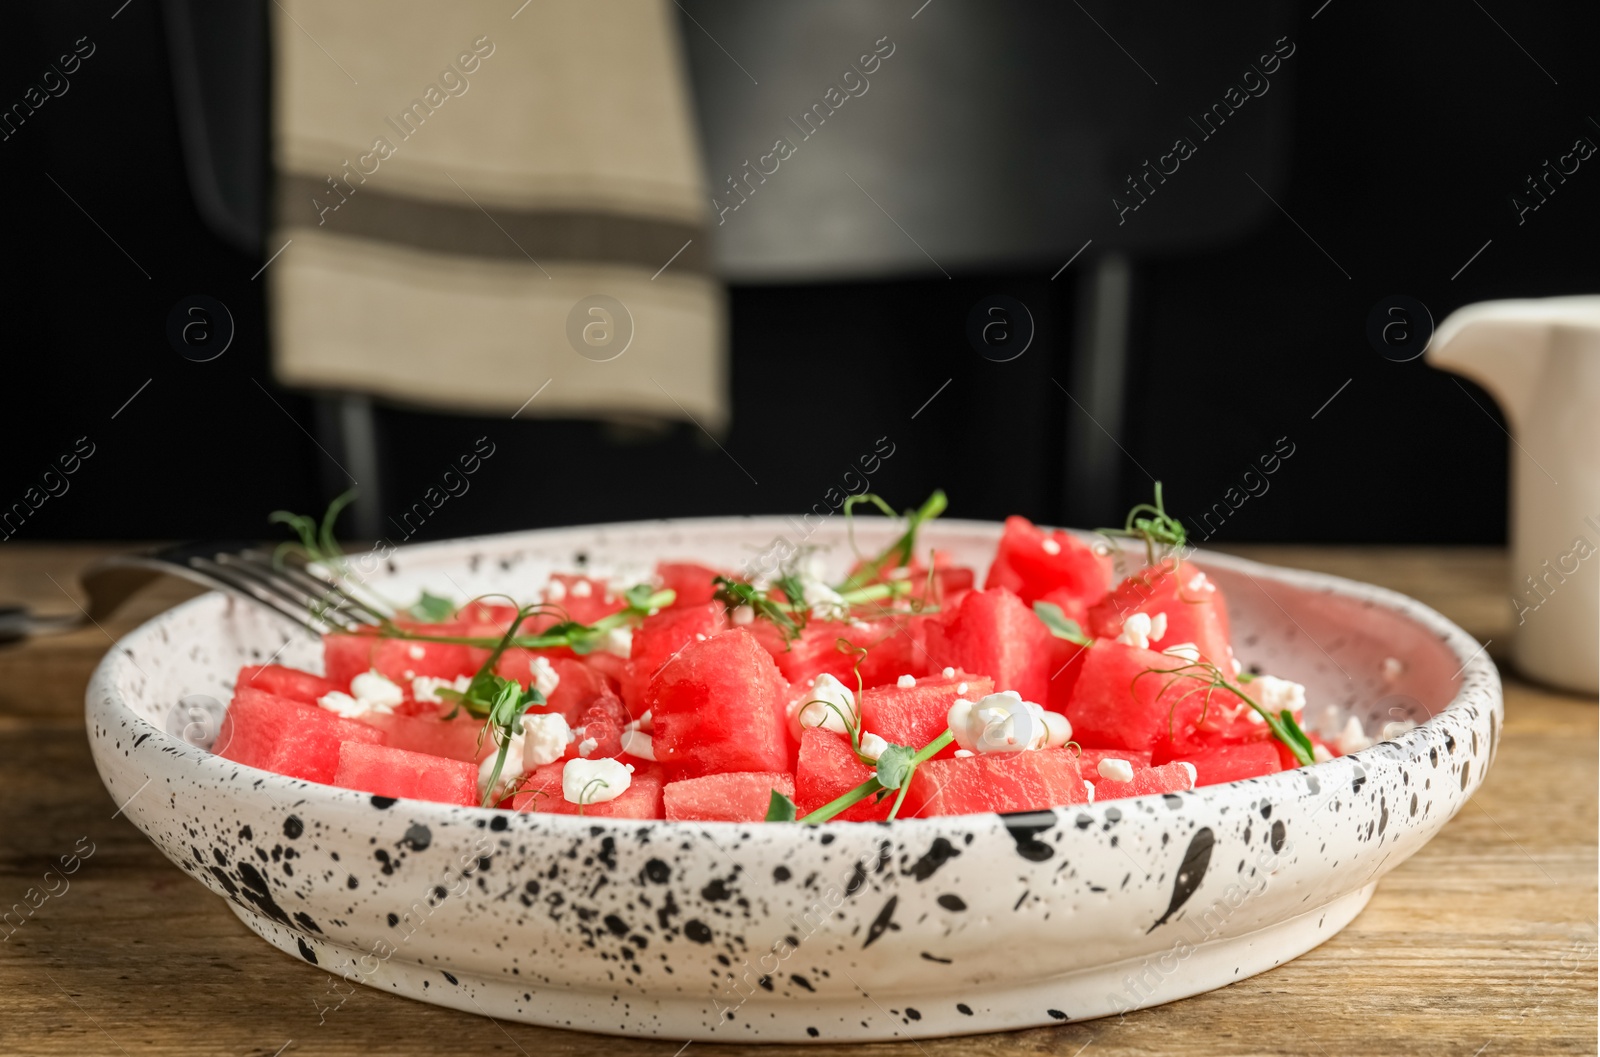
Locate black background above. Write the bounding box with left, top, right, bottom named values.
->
left=2, top=0, right=1595, bottom=547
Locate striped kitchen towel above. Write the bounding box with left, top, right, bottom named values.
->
left=267, top=0, right=725, bottom=429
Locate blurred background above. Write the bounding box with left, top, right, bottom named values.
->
left=2, top=0, right=1596, bottom=548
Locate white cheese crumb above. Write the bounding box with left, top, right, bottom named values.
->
left=802, top=579, right=849, bottom=621
left=897, top=674, right=916, bottom=689
left=350, top=669, right=405, bottom=709
left=858, top=732, right=889, bottom=761
left=315, top=691, right=366, bottom=718
left=1335, top=716, right=1372, bottom=755
left=948, top=691, right=1069, bottom=753
left=789, top=673, right=857, bottom=740
left=1312, top=744, right=1334, bottom=763
left=1097, top=757, right=1135, bottom=783
left=1162, top=642, right=1202, bottom=663
left=592, top=627, right=632, bottom=658
left=1041, top=538, right=1061, bottom=555
left=407, top=645, right=426, bottom=660
left=528, top=655, right=562, bottom=698
left=954, top=749, right=975, bottom=758
left=1187, top=572, right=1209, bottom=592
left=411, top=674, right=473, bottom=705
left=942, top=667, right=956, bottom=679
left=1116, top=612, right=1156, bottom=650
left=1382, top=657, right=1405, bottom=683
left=544, top=579, right=567, bottom=602
left=562, top=758, right=632, bottom=805
left=478, top=728, right=526, bottom=799
left=1149, top=612, right=1168, bottom=644
left=1083, top=780, right=1096, bottom=803
left=956, top=682, right=968, bottom=695
left=521, top=712, right=573, bottom=768
left=1247, top=675, right=1307, bottom=717
left=626, top=710, right=653, bottom=733
left=888, top=566, right=913, bottom=580
left=620, top=729, right=657, bottom=761
left=731, top=605, right=754, bottom=626
left=1177, top=761, right=1198, bottom=789
left=569, top=580, right=593, bottom=598
left=577, top=737, right=599, bottom=758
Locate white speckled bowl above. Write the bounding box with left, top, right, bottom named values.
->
left=87, top=519, right=1500, bottom=1042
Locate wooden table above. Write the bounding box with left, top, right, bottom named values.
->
left=0, top=546, right=1593, bottom=1056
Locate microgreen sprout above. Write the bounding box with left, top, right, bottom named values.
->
left=409, top=590, right=457, bottom=622
left=1033, top=601, right=1093, bottom=646
left=785, top=728, right=956, bottom=824
left=1098, top=482, right=1187, bottom=569
left=1132, top=658, right=1316, bottom=766
left=712, top=575, right=914, bottom=645
left=575, top=778, right=610, bottom=816
left=840, top=490, right=948, bottom=592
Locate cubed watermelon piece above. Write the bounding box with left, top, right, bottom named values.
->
left=324, top=628, right=381, bottom=688
left=647, top=628, right=790, bottom=778
left=354, top=712, right=486, bottom=763
left=509, top=761, right=665, bottom=818
left=762, top=617, right=925, bottom=691
left=1045, top=636, right=1091, bottom=715
left=924, top=588, right=1054, bottom=704
left=216, top=688, right=387, bottom=783
left=1087, top=759, right=1196, bottom=802
left=794, top=729, right=888, bottom=822
left=663, top=772, right=796, bottom=822
left=1074, top=747, right=1153, bottom=772
left=859, top=671, right=994, bottom=756
left=657, top=562, right=729, bottom=607
left=235, top=664, right=340, bottom=706
left=1167, top=740, right=1283, bottom=787
left=568, top=688, right=630, bottom=760
left=985, top=516, right=1113, bottom=607
left=1067, top=640, right=1248, bottom=752
left=369, top=636, right=476, bottom=685
left=492, top=652, right=607, bottom=726
left=1088, top=557, right=1234, bottom=670
left=623, top=602, right=727, bottom=714
left=332, top=741, right=478, bottom=805
left=897, top=748, right=1090, bottom=818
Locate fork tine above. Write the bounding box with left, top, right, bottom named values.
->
left=243, top=549, right=392, bottom=626
left=211, top=554, right=369, bottom=633
left=186, top=557, right=337, bottom=636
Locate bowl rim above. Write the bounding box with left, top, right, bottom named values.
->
left=87, top=515, right=1502, bottom=835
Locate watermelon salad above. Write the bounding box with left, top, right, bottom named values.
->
left=212, top=488, right=1411, bottom=823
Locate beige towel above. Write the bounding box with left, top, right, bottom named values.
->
left=268, top=0, right=725, bottom=429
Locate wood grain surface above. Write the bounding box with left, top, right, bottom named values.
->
left=0, top=545, right=1593, bottom=1056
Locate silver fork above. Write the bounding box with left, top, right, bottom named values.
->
left=1, top=542, right=390, bottom=644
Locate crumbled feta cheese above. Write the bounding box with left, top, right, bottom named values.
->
left=897, top=674, right=917, bottom=689
left=591, top=627, right=632, bottom=658
left=947, top=691, right=1069, bottom=754
left=411, top=674, right=473, bottom=706
left=1382, top=657, right=1404, bottom=683
left=954, top=749, right=975, bottom=758
left=1231, top=656, right=1243, bottom=675
left=521, top=712, right=573, bottom=768
left=858, top=732, right=889, bottom=761
left=731, top=605, right=754, bottom=626
left=802, top=579, right=849, bottom=621
left=620, top=729, right=656, bottom=761
left=1314, top=705, right=1345, bottom=739
left=1097, top=757, right=1135, bottom=783
left=408, top=644, right=426, bottom=661
left=788, top=673, right=857, bottom=740
left=941, top=667, right=956, bottom=679
left=1116, top=612, right=1157, bottom=649
left=1149, top=612, right=1168, bottom=643
left=626, top=710, right=653, bottom=733
left=888, top=566, right=913, bottom=580
left=1380, top=719, right=1417, bottom=741
left=1083, top=780, right=1096, bottom=803
left=1335, top=716, right=1372, bottom=754
left=350, top=669, right=405, bottom=710
left=316, top=691, right=366, bottom=718
left=1187, top=572, right=1209, bottom=592
left=478, top=728, right=525, bottom=799
left=562, top=758, right=632, bottom=805
left=1162, top=642, right=1202, bottom=663
left=1248, top=674, right=1306, bottom=715
left=1312, top=744, right=1334, bottom=763
left=569, top=579, right=593, bottom=598
left=1176, top=761, right=1197, bottom=789
left=956, top=682, right=968, bottom=695
left=577, top=737, right=599, bottom=758
left=1041, top=538, right=1061, bottom=555
left=544, top=578, right=567, bottom=602
left=528, top=655, right=562, bottom=698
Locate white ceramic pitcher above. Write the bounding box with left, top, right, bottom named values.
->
left=1428, top=296, right=1600, bottom=695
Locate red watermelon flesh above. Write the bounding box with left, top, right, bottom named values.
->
left=235, top=664, right=340, bottom=706
left=369, top=634, right=476, bottom=686
left=1088, top=557, right=1234, bottom=669
left=216, top=687, right=386, bottom=783
left=491, top=652, right=607, bottom=727
left=1067, top=640, right=1248, bottom=752
left=1168, top=739, right=1282, bottom=787
left=859, top=671, right=994, bottom=756
left=323, top=628, right=381, bottom=688
left=794, top=729, right=889, bottom=822
left=624, top=602, right=727, bottom=714
left=510, top=761, right=665, bottom=818
left=354, top=712, right=486, bottom=763
left=897, top=747, right=1090, bottom=818
left=987, top=516, right=1113, bottom=608
left=546, top=574, right=625, bottom=626
left=763, top=617, right=924, bottom=691
left=1045, top=636, right=1091, bottom=715
left=647, top=628, right=791, bottom=778
left=1074, top=747, right=1153, bottom=772
left=663, top=772, right=796, bottom=822
left=568, top=689, right=630, bottom=760
left=657, top=562, right=728, bottom=607
left=924, top=587, right=1053, bottom=704
left=332, top=741, right=477, bottom=806
left=1087, top=759, right=1196, bottom=802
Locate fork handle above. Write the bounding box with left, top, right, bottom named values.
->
left=0, top=605, right=83, bottom=644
